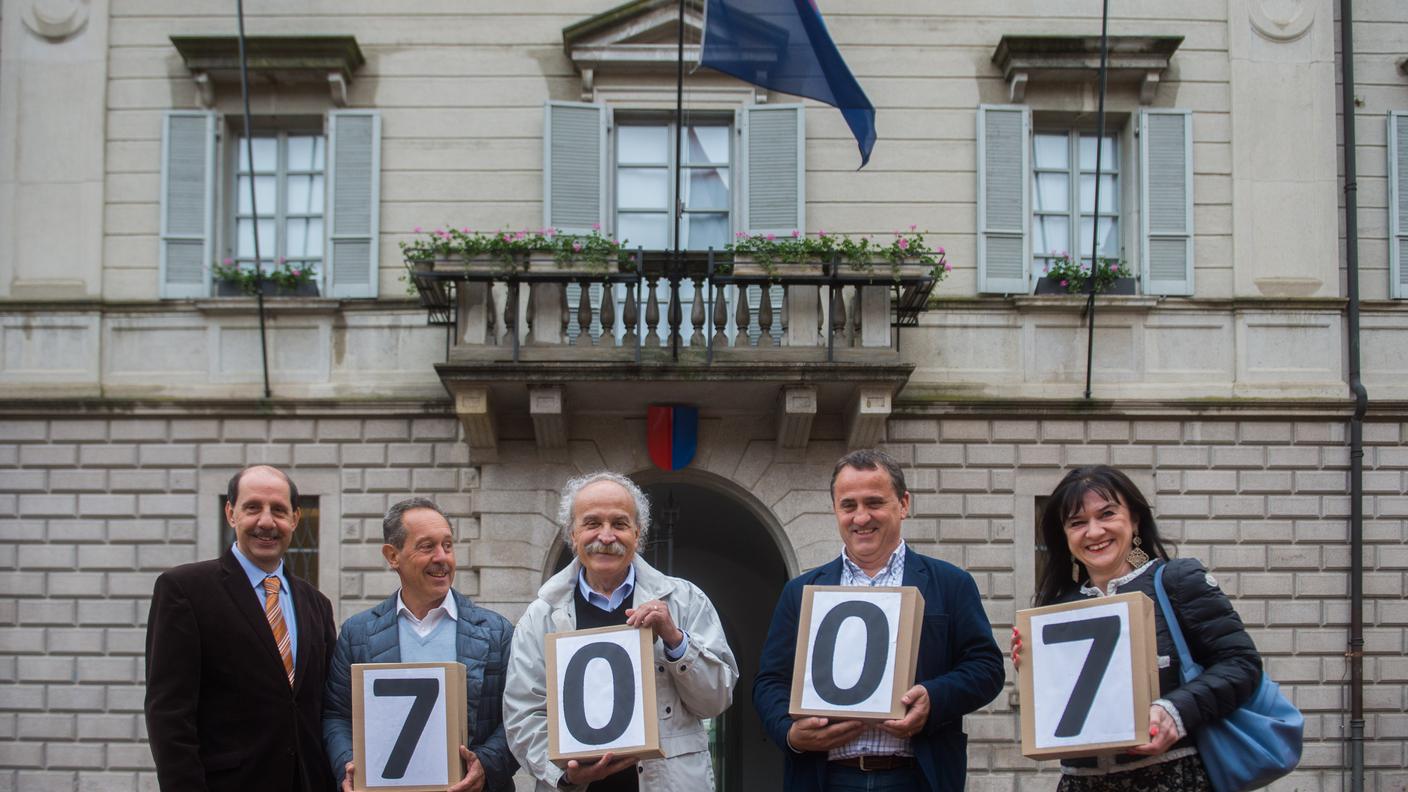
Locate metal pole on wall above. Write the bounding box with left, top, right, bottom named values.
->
left=1338, top=1, right=1366, bottom=789
left=1083, top=0, right=1111, bottom=400
left=235, top=0, right=272, bottom=399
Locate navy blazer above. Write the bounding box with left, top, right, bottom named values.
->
left=752, top=550, right=1005, bottom=792
left=322, top=589, right=518, bottom=792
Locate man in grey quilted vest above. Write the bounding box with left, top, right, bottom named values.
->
left=322, top=497, right=518, bottom=791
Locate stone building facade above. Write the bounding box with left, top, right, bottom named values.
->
left=1, top=0, right=1406, bottom=790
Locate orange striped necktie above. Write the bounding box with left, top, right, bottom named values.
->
left=262, top=576, right=295, bottom=687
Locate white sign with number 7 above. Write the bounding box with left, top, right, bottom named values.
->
left=352, top=662, right=468, bottom=792
left=1017, top=592, right=1158, bottom=760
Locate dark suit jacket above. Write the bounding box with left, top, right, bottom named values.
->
left=752, top=550, right=1005, bottom=792
left=145, top=550, right=337, bottom=792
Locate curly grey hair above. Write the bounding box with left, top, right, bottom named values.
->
left=557, top=471, right=651, bottom=550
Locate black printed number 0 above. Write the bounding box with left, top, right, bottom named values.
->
left=372, top=677, right=439, bottom=779
left=810, top=601, right=890, bottom=706
left=1041, top=615, right=1121, bottom=738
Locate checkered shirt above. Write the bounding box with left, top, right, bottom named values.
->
left=828, top=541, right=913, bottom=761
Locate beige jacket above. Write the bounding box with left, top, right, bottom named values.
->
left=503, top=556, right=738, bottom=792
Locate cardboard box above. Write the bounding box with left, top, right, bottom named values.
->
left=788, top=585, right=925, bottom=722
left=1017, top=592, right=1157, bottom=760
left=352, top=661, right=468, bottom=792
left=546, top=624, right=663, bottom=766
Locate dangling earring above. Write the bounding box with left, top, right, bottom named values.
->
left=1126, top=533, right=1150, bottom=568
left=1071, top=559, right=1081, bottom=582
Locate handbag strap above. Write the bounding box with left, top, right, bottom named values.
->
left=1153, top=562, right=1202, bottom=684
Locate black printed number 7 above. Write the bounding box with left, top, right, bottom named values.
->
left=1041, top=615, right=1121, bottom=738
left=372, top=677, right=439, bottom=779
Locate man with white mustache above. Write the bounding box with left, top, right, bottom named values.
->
left=323, top=497, right=519, bottom=792
left=503, top=471, right=738, bottom=791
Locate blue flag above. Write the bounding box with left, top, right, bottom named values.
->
left=700, top=0, right=876, bottom=167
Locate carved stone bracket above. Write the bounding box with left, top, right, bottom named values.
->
left=776, top=386, right=817, bottom=450
left=845, top=386, right=892, bottom=450
left=530, top=385, right=568, bottom=449
left=992, top=35, right=1183, bottom=106
left=453, top=386, right=498, bottom=454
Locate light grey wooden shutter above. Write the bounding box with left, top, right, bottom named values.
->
left=1390, top=112, right=1408, bottom=299
left=742, top=104, right=805, bottom=235
left=1140, top=109, right=1194, bottom=296
left=327, top=111, right=381, bottom=298
left=544, top=101, right=607, bottom=234
left=159, top=111, right=216, bottom=298
left=977, top=105, right=1029, bottom=293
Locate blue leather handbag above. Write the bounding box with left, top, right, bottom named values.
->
left=1153, top=564, right=1303, bottom=792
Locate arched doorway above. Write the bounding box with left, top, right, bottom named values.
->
left=550, top=475, right=791, bottom=791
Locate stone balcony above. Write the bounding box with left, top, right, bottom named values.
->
left=409, top=251, right=936, bottom=455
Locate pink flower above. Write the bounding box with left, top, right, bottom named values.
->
left=592, top=222, right=601, bottom=231
left=572, top=242, right=582, bottom=252
left=291, top=269, right=302, bottom=277
left=221, top=257, right=233, bottom=266
left=897, top=238, right=910, bottom=251
left=609, top=238, right=617, bottom=245
left=736, top=231, right=747, bottom=238
left=460, top=227, right=470, bottom=233
left=502, top=233, right=513, bottom=242
left=546, top=228, right=556, bottom=237
left=909, top=224, right=917, bottom=232
left=792, top=229, right=801, bottom=238
left=937, top=247, right=945, bottom=255
left=413, top=226, right=423, bottom=233
left=515, top=231, right=527, bottom=240
left=819, top=230, right=828, bottom=238
left=1060, top=279, right=1069, bottom=287
left=276, top=256, right=285, bottom=265
left=943, top=261, right=952, bottom=272
left=766, top=233, right=775, bottom=241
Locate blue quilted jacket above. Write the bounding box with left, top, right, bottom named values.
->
left=322, top=589, right=517, bottom=791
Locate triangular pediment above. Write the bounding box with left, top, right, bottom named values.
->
left=563, top=0, right=705, bottom=73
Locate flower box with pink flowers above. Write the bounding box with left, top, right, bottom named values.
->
left=724, top=228, right=950, bottom=285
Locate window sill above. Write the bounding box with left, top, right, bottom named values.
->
left=1010, top=294, right=1160, bottom=312
left=194, top=296, right=343, bottom=315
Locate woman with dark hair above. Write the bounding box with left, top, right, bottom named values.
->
left=1015, top=466, right=1263, bottom=791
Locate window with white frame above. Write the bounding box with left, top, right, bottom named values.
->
left=1031, top=128, right=1121, bottom=279
left=546, top=102, right=801, bottom=345
left=977, top=105, right=1194, bottom=296
left=615, top=120, right=733, bottom=251
left=158, top=110, right=380, bottom=299
left=228, top=128, right=326, bottom=279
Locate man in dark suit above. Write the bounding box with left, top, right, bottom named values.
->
left=753, top=449, right=1005, bottom=792
left=145, top=464, right=336, bottom=792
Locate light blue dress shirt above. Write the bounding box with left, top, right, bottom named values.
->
left=230, top=542, right=298, bottom=665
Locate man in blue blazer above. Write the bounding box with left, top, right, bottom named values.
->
left=323, top=497, right=518, bottom=792
left=753, top=450, right=1005, bottom=792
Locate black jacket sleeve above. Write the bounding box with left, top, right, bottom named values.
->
left=144, top=572, right=209, bottom=792
left=1162, top=558, right=1263, bottom=735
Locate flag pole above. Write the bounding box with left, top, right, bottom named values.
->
left=1083, top=0, right=1111, bottom=400
left=670, top=0, right=686, bottom=361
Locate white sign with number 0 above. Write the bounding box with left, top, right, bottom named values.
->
left=799, top=590, right=903, bottom=714
left=552, top=628, right=647, bottom=755
left=361, top=665, right=450, bottom=788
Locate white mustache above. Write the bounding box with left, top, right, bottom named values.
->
left=584, top=540, right=626, bottom=557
